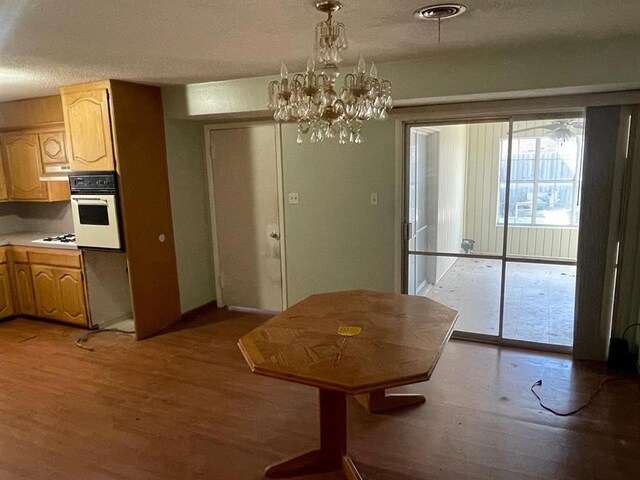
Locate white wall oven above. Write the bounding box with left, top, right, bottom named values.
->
left=69, top=172, right=123, bottom=250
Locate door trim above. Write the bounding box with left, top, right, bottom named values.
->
left=203, top=121, right=288, bottom=311
left=398, top=113, right=585, bottom=352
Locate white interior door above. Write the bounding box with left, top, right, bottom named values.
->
left=208, top=125, right=284, bottom=311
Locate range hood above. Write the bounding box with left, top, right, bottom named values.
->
left=39, top=165, right=71, bottom=182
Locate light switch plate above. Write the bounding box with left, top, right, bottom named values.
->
left=289, top=192, right=300, bottom=204
left=370, top=192, right=378, bottom=206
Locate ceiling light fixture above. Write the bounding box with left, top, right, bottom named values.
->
left=267, top=0, right=393, bottom=144
left=414, top=3, right=467, bottom=43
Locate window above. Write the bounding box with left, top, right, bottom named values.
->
left=497, top=135, right=582, bottom=227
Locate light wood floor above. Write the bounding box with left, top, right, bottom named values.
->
left=0, top=309, right=638, bottom=479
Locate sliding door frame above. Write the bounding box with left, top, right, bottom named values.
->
left=393, top=91, right=640, bottom=356
left=393, top=90, right=640, bottom=294
left=400, top=113, right=585, bottom=354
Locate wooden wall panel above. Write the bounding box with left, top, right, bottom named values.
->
left=108, top=81, right=181, bottom=339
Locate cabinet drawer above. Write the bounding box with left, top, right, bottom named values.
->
left=28, top=250, right=81, bottom=268
left=0, top=248, right=7, bottom=264
left=8, top=247, right=28, bottom=263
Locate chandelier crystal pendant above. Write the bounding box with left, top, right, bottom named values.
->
left=267, top=0, right=393, bottom=144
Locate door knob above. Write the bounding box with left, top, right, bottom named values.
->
left=269, top=232, right=280, bottom=240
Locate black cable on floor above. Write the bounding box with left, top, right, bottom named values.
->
left=75, top=328, right=135, bottom=351
left=530, top=376, right=623, bottom=416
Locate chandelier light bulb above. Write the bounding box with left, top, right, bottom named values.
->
left=370, top=62, right=378, bottom=78
left=357, top=54, right=366, bottom=74
left=306, top=56, right=315, bottom=73
left=280, top=61, right=289, bottom=79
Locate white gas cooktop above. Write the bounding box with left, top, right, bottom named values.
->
left=31, top=233, right=77, bottom=249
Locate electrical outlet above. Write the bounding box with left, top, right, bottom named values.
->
left=288, top=192, right=300, bottom=204
left=370, top=192, right=378, bottom=206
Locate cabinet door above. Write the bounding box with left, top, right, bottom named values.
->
left=31, top=265, right=60, bottom=320
left=55, top=267, right=88, bottom=325
left=39, top=131, right=68, bottom=166
left=62, top=89, right=115, bottom=171
left=13, top=263, right=36, bottom=316
left=0, top=264, right=14, bottom=319
left=2, top=134, right=47, bottom=200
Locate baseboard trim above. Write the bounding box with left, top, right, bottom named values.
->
left=181, top=300, right=218, bottom=322
left=228, top=305, right=280, bottom=316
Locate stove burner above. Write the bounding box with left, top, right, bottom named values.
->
left=43, top=234, right=76, bottom=243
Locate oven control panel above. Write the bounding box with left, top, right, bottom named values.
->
left=69, top=171, right=117, bottom=195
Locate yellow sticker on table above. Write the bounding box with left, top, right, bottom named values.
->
left=338, top=326, right=362, bottom=337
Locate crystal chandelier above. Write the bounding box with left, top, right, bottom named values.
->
left=267, top=0, right=393, bottom=144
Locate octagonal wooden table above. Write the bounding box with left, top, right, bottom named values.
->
left=238, top=290, right=458, bottom=479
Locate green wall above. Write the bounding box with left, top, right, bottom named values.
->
left=163, top=35, right=640, bottom=120
left=163, top=117, right=215, bottom=312
left=281, top=121, right=396, bottom=305
left=161, top=33, right=640, bottom=314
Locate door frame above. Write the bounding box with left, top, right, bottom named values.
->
left=203, top=121, right=288, bottom=311
left=401, top=114, right=584, bottom=354
left=393, top=92, right=640, bottom=353
left=393, top=90, right=640, bottom=296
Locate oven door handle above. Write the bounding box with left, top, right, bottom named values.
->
left=72, top=198, right=109, bottom=206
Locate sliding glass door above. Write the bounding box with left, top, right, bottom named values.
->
left=404, top=115, right=584, bottom=351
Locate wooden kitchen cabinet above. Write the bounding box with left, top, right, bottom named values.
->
left=61, top=87, right=115, bottom=171
left=30, top=249, right=88, bottom=326
left=38, top=130, right=68, bottom=166
left=59, top=80, right=181, bottom=339
left=0, top=246, right=89, bottom=326
left=31, top=265, right=58, bottom=319
left=55, top=267, right=87, bottom=325
left=12, top=263, right=36, bottom=316
left=0, top=263, right=14, bottom=319
left=31, top=265, right=87, bottom=326
left=2, top=134, right=48, bottom=200
left=0, top=132, right=69, bottom=202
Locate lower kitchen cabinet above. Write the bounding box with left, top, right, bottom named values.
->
left=0, top=264, right=14, bottom=319
left=12, top=263, right=36, bottom=316
left=31, top=265, right=87, bottom=325
left=0, top=246, right=90, bottom=327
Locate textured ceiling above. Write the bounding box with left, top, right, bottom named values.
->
left=1, top=0, right=640, bottom=102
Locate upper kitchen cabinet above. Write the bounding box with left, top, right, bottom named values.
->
left=2, top=134, right=48, bottom=200
left=39, top=130, right=67, bottom=166
left=0, top=95, right=70, bottom=203
left=60, top=87, right=115, bottom=171
left=0, top=131, right=70, bottom=202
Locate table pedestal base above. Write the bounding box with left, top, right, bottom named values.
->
left=265, top=389, right=363, bottom=479
left=355, top=389, right=426, bottom=414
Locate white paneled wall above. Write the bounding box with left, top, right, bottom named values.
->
left=435, top=124, right=468, bottom=280
left=463, top=122, right=579, bottom=260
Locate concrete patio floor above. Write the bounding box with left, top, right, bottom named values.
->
left=423, top=257, right=575, bottom=347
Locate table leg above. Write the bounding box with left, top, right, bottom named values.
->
left=355, top=389, right=426, bottom=414
left=265, top=388, right=363, bottom=479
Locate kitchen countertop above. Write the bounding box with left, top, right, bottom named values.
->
left=0, top=232, right=78, bottom=251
